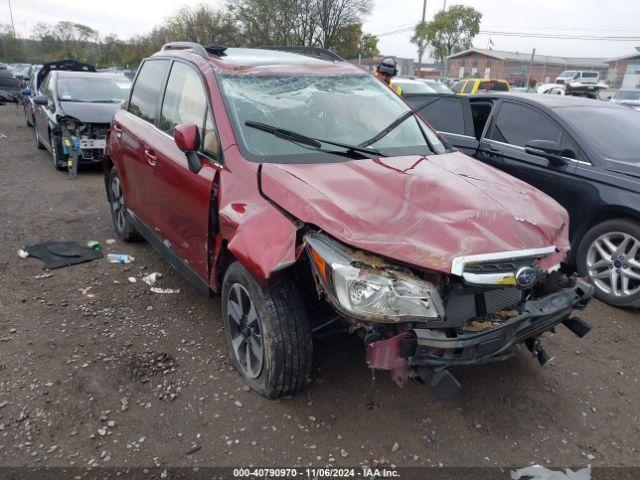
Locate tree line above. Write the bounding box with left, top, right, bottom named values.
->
left=0, top=0, right=379, bottom=67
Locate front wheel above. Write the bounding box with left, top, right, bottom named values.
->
left=577, top=219, right=640, bottom=307
left=222, top=262, right=313, bottom=398
left=50, top=134, right=66, bottom=171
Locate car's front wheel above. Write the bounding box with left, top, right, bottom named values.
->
left=222, top=261, right=313, bottom=398
left=50, top=134, right=66, bottom=171
left=577, top=219, right=640, bottom=307
left=107, top=168, right=140, bottom=242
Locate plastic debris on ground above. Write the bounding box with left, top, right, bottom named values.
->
left=86, top=240, right=102, bottom=250
left=107, top=253, right=135, bottom=264
left=105, top=238, right=116, bottom=246
left=142, top=272, right=162, bottom=286
left=34, top=273, right=54, bottom=279
left=150, top=287, right=180, bottom=294
left=511, top=465, right=591, bottom=480
left=17, top=249, right=29, bottom=259
left=128, top=277, right=137, bottom=283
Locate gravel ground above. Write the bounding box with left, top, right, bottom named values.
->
left=0, top=103, right=639, bottom=473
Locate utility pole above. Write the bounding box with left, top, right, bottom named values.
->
left=7, top=0, right=16, bottom=37
left=525, top=48, right=536, bottom=88
left=417, top=0, right=427, bottom=76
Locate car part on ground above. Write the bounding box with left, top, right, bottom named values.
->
left=104, top=42, right=594, bottom=399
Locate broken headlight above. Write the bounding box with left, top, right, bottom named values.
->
left=305, top=232, right=444, bottom=323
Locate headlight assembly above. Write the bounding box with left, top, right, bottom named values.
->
left=305, top=232, right=444, bottom=323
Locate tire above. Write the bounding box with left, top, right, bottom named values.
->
left=50, top=134, right=66, bottom=171
left=35, top=127, right=45, bottom=150
left=221, top=262, right=313, bottom=399
left=107, top=168, right=141, bottom=242
left=24, top=105, right=33, bottom=127
left=576, top=219, right=640, bottom=307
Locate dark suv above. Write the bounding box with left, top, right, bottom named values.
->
left=103, top=43, right=592, bottom=399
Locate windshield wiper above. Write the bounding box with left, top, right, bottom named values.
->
left=358, top=98, right=439, bottom=148
left=245, top=121, right=384, bottom=157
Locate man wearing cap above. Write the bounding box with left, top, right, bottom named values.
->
left=374, top=57, right=401, bottom=94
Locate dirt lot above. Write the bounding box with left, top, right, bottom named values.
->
left=0, top=103, right=639, bottom=473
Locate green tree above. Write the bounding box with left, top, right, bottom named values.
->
left=333, top=24, right=378, bottom=59
left=411, top=5, right=481, bottom=66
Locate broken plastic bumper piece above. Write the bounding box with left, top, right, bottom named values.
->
left=410, top=278, right=594, bottom=368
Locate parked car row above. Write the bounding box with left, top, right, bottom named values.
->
left=23, top=60, right=131, bottom=169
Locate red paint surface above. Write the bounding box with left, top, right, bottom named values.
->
left=173, top=123, right=199, bottom=151
left=260, top=152, right=569, bottom=273
left=366, top=333, right=408, bottom=386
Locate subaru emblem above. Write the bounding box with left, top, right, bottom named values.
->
left=515, top=267, right=537, bottom=289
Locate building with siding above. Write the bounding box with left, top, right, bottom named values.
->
left=446, top=48, right=608, bottom=85
left=607, top=49, right=640, bottom=89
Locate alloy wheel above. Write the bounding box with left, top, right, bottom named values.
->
left=110, top=175, right=126, bottom=233
left=227, top=283, right=264, bottom=379
left=586, top=231, right=640, bottom=297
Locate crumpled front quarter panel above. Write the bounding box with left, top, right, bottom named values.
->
left=218, top=148, right=298, bottom=280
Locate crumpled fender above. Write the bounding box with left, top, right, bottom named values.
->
left=216, top=149, right=299, bottom=281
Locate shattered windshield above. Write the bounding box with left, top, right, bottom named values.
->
left=219, top=73, right=446, bottom=162
left=57, top=76, right=131, bottom=103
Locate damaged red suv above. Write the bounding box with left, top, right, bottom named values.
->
left=103, top=43, right=593, bottom=399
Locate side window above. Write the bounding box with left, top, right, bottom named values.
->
left=489, top=102, right=562, bottom=148
left=159, top=62, right=207, bottom=134
left=407, top=97, right=466, bottom=135
left=452, top=81, right=464, bottom=94
left=461, top=81, right=474, bottom=94
left=128, top=60, right=170, bottom=123
left=45, top=76, right=54, bottom=101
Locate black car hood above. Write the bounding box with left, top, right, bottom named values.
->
left=58, top=101, right=121, bottom=124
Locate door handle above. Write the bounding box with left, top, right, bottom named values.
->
left=145, top=148, right=157, bottom=166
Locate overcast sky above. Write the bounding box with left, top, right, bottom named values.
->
left=2, top=0, right=639, bottom=60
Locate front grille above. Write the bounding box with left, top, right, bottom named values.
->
left=445, top=287, right=522, bottom=325
left=464, top=258, right=535, bottom=274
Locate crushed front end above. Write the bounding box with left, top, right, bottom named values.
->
left=304, top=232, right=593, bottom=396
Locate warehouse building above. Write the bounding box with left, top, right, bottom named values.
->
left=607, top=48, right=640, bottom=89
left=446, top=48, right=608, bottom=85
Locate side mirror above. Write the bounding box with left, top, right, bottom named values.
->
left=174, top=123, right=202, bottom=174
left=33, top=95, right=49, bottom=106
left=525, top=139, right=574, bottom=167
left=21, top=87, right=31, bottom=96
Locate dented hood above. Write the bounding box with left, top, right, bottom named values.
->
left=58, top=101, right=120, bottom=124
left=260, top=152, right=570, bottom=273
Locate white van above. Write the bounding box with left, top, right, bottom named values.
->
left=555, top=70, right=599, bottom=85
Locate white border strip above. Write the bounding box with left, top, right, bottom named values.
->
left=450, top=246, right=557, bottom=276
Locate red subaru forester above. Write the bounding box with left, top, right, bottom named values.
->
left=103, top=43, right=593, bottom=399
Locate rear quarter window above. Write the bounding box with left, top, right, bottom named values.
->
left=128, top=60, right=170, bottom=123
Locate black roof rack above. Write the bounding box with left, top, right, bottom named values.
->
left=259, top=46, right=344, bottom=62
left=161, top=42, right=227, bottom=59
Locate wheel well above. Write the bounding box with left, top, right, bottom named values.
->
left=102, top=156, right=114, bottom=195
left=567, top=209, right=640, bottom=265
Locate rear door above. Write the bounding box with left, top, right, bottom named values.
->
left=403, top=93, right=479, bottom=155
left=146, top=60, right=220, bottom=281
left=478, top=99, right=583, bottom=218
left=111, top=59, right=170, bottom=219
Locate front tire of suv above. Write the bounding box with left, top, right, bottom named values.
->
left=107, top=168, right=141, bottom=242
left=577, top=219, right=640, bottom=307
left=222, top=261, right=313, bottom=399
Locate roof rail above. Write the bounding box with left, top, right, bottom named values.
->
left=161, top=42, right=228, bottom=59
left=260, top=46, right=344, bottom=62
